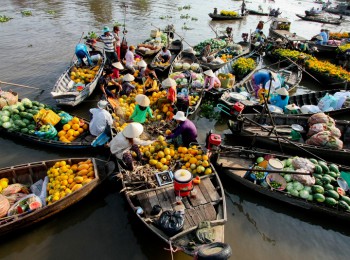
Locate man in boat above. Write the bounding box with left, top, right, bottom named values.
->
left=109, top=122, right=154, bottom=170
left=213, top=7, right=218, bottom=15
left=135, top=60, right=147, bottom=84
left=159, top=46, right=171, bottom=63
left=97, top=26, right=118, bottom=66
left=120, top=73, right=136, bottom=96
left=200, top=43, right=214, bottom=62
left=75, top=43, right=93, bottom=67
left=241, top=0, right=247, bottom=16
left=252, top=70, right=276, bottom=98
left=258, top=5, right=264, bottom=13
left=98, top=68, right=122, bottom=99
left=203, top=69, right=221, bottom=90
left=89, top=100, right=114, bottom=137
left=319, top=29, right=328, bottom=45
left=269, top=87, right=290, bottom=111
left=166, top=111, right=198, bottom=147
left=124, top=45, right=136, bottom=74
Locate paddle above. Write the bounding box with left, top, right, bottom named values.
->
left=0, top=80, right=45, bottom=94
left=69, top=32, right=84, bottom=66
left=221, top=165, right=312, bottom=175
left=283, top=56, right=322, bottom=84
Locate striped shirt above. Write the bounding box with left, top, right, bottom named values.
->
left=98, top=34, right=115, bottom=53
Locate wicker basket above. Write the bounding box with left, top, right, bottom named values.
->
left=266, top=173, right=287, bottom=191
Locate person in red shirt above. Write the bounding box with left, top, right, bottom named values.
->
left=111, top=61, right=124, bottom=79
left=157, top=77, right=177, bottom=109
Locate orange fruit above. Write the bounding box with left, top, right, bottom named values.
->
left=59, top=161, right=66, bottom=167
left=72, top=124, right=80, bottom=130
left=78, top=128, right=84, bottom=133
left=82, top=124, right=88, bottom=130
left=73, top=131, right=80, bottom=137
left=63, top=124, right=71, bottom=131
left=72, top=117, right=80, bottom=124
left=58, top=130, right=66, bottom=137
left=68, top=136, right=75, bottom=142
left=67, top=129, right=75, bottom=136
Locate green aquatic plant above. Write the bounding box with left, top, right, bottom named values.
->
left=21, top=10, right=32, bottom=16
left=0, top=15, right=13, bottom=23
left=183, top=5, right=191, bottom=10
left=180, top=14, right=190, bottom=19
left=191, top=17, right=198, bottom=21
left=47, top=10, right=56, bottom=15
left=159, top=15, right=173, bottom=20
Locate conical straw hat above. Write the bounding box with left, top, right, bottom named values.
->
left=276, top=87, right=289, bottom=96
left=162, top=78, right=176, bottom=88
left=122, top=122, right=144, bottom=138
left=123, top=73, right=135, bottom=82
left=204, top=69, right=215, bottom=77
left=135, top=94, right=150, bottom=106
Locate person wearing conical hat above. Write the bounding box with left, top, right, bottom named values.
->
left=157, top=78, right=177, bottom=109
left=89, top=100, right=114, bottom=137
left=120, top=73, right=136, bottom=96
left=270, top=87, right=290, bottom=111
left=203, top=69, right=221, bottom=90
left=111, top=61, right=124, bottom=79
left=98, top=68, right=122, bottom=98
left=109, top=122, right=154, bottom=170
left=144, top=64, right=159, bottom=95
left=166, top=111, right=198, bottom=147
left=129, top=94, right=154, bottom=124
left=135, top=60, right=147, bottom=84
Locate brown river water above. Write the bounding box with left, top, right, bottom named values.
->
left=1, top=0, right=350, bottom=259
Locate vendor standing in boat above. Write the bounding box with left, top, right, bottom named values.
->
left=166, top=111, right=198, bottom=147
left=109, top=122, right=154, bottom=170
left=129, top=94, right=153, bottom=124
left=159, top=46, right=171, bottom=63
left=75, top=43, right=93, bottom=66
left=203, top=69, right=221, bottom=90
left=241, top=0, right=246, bottom=16
left=97, top=26, right=118, bottom=66
left=269, top=87, right=289, bottom=111
left=99, top=68, right=122, bottom=98
left=124, top=45, right=136, bottom=74
left=89, top=100, right=114, bottom=137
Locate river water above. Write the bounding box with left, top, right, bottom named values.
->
left=1, top=0, right=350, bottom=259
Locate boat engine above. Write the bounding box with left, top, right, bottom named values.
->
left=205, top=130, right=222, bottom=151
left=230, top=102, right=245, bottom=118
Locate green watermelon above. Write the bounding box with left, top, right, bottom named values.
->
left=329, top=164, right=339, bottom=174
left=324, top=197, right=337, bottom=206
left=340, top=196, right=350, bottom=206
left=325, top=190, right=339, bottom=200
left=324, top=184, right=334, bottom=191
left=314, top=165, right=323, bottom=174
left=312, top=185, right=324, bottom=194
left=309, top=158, right=318, bottom=165
left=339, top=200, right=350, bottom=211
left=314, top=193, right=326, bottom=203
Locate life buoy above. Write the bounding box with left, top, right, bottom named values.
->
left=197, top=242, right=232, bottom=260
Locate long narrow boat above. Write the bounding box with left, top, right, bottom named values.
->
left=118, top=161, right=227, bottom=257
left=212, top=145, right=350, bottom=222
left=307, top=41, right=341, bottom=57
left=269, top=18, right=307, bottom=42
left=247, top=9, right=272, bottom=16
left=227, top=113, right=350, bottom=165
left=150, top=39, right=183, bottom=74
left=217, top=63, right=302, bottom=112
left=205, top=51, right=263, bottom=101
left=208, top=13, right=245, bottom=20
left=296, top=14, right=341, bottom=25
left=0, top=158, right=105, bottom=236
left=51, top=49, right=105, bottom=107
left=169, top=50, right=205, bottom=116
left=200, top=41, right=251, bottom=71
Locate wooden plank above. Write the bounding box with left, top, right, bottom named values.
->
left=182, top=197, right=192, bottom=209
left=201, top=178, right=220, bottom=202
left=156, top=189, right=173, bottom=212
left=197, top=204, right=210, bottom=220
left=187, top=208, right=202, bottom=226
left=197, top=181, right=211, bottom=203
left=188, top=185, right=207, bottom=207
left=165, top=187, right=177, bottom=209
left=218, top=156, right=250, bottom=177
left=203, top=203, right=217, bottom=221
left=184, top=213, right=195, bottom=229
left=137, top=193, right=153, bottom=217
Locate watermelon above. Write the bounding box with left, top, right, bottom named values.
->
left=28, top=129, right=35, bottom=135
left=312, top=185, right=324, bottom=194
left=327, top=171, right=337, bottom=179
left=324, top=184, right=334, bottom=191
left=29, top=201, right=42, bottom=210
left=20, top=128, right=29, bottom=134
left=322, top=175, right=332, bottom=185
left=324, top=197, right=337, bottom=206
left=309, top=158, right=318, bottom=165
left=12, top=114, right=21, bottom=121
left=14, top=120, right=26, bottom=128
left=313, top=173, right=323, bottom=179
left=324, top=174, right=336, bottom=183
left=299, top=190, right=309, bottom=199
left=315, top=178, right=323, bottom=186
left=339, top=200, right=350, bottom=211
left=325, top=190, right=339, bottom=200
left=28, top=124, right=36, bottom=130
left=340, top=196, right=350, bottom=206
left=320, top=164, right=329, bottom=174
left=329, top=164, right=339, bottom=174
left=314, top=193, right=326, bottom=203
left=307, top=195, right=313, bottom=201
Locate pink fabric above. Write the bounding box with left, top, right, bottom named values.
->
left=204, top=76, right=221, bottom=90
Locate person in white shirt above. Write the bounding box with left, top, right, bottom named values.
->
left=89, top=100, right=113, bottom=136
left=109, top=122, right=154, bottom=170
left=124, top=45, right=135, bottom=73
left=159, top=46, right=171, bottom=63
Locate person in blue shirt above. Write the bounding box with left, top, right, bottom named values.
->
left=75, top=43, right=93, bottom=66
left=270, top=87, right=289, bottom=111
left=252, top=70, right=273, bottom=98
left=320, top=29, right=328, bottom=45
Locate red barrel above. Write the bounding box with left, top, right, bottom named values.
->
left=174, top=170, right=193, bottom=197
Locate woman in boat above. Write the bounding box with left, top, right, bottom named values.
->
left=109, top=122, right=154, bottom=170
left=129, top=94, right=153, bottom=124
left=99, top=68, right=122, bottom=98
left=124, top=45, right=136, bottom=73
left=89, top=100, right=114, bottom=137
left=203, top=69, right=221, bottom=90
left=269, top=87, right=290, bottom=111
left=144, top=64, right=159, bottom=95
left=157, top=78, right=177, bottom=109
left=111, top=61, right=124, bottom=80
left=135, top=60, right=147, bottom=84
left=166, top=111, right=198, bottom=147
left=159, top=46, right=171, bottom=63
left=120, top=73, right=136, bottom=96
left=112, top=25, right=121, bottom=60
left=75, top=43, right=93, bottom=67
left=256, top=21, right=264, bottom=32
left=252, top=70, right=275, bottom=98
left=200, top=43, right=214, bottom=62
left=97, top=26, right=118, bottom=66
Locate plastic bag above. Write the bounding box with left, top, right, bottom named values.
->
left=30, top=176, right=48, bottom=206
left=35, top=124, right=58, bottom=139
left=317, top=94, right=338, bottom=112
left=292, top=157, right=315, bottom=173
left=157, top=210, right=185, bottom=236
left=307, top=123, right=327, bottom=137
left=306, top=131, right=343, bottom=149
left=0, top=91, right=18, bottom=109
left=300, top=105, right=321, bottom=114
left=291, top=169, right=315, bottom=186
left=7, top=194, right=42, bottom=216
left=307, top=113, right=335, bottom=126
left=58, top=111, right=73, bottom=125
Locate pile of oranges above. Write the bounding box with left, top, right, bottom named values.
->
left=46, top=159, right=95, bottom=204
left=139, top=136, right=213, bottom=176
left=57, top=117, right=88, bottom=143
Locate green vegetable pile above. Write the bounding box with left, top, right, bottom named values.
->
left=193, top=38, right=227, bottom=54
left=270, top=181, right=282, bottom=189
left=0, top=15, right=13, bottom=23
left=199, top=101, right=220, bottom=120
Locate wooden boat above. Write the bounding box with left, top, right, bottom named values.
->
left=325, top=3, right=350, bottom=16
left=269, top=18, right=307, bottom=42
left=118, top=161, right=227, bottom=257
left=169, top=50, right=205, bottom=116
left=296, top=14, right=341, bottom=25
left=136, top=43, right=163, bottom=57
left=217, top=63, right=301, bottom=113
left=305, top=10, right=323, bottom=16
left=208, top=13, right=245, bottom=20
left=200, top=41, right=251, bottom=71
left=227, top=113, right=350, bottom=165
left=247, top=9, right=275, bottom=16
left=249, top=88, right=350, bottom=116
left=51, top=49, right=105, bottom=107
left=212, top=145, right=350, bottom=222
left=0, top=115, right=99, bottom=149
left=150, top=39, right=183, bottom=74
left=205, top=51, right=263, bottom=101
left=0, top=158, right=105, bottom=236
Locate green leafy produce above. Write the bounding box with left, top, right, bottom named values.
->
left=289, top=189, right=299, bottom=197
left=0, top=15, right=13, bottom=23
left=284, top=174, right=292, bottom=183
left=270, top=181, right=282, bottom=189
left=339, top=200, right=350, bottom=210
left=293, top=181, right=304, bottom=191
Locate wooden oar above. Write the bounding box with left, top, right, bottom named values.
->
left=0, top=80, right=44, bottom=94
left=222, top=166, right=312, bottom=175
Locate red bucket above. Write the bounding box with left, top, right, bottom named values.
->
left=174, top=170, right=193, bottom=197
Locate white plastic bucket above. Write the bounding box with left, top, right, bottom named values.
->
left=266, top=159, right=283, bottom=171
left=91, top=54, right=102, bottom=62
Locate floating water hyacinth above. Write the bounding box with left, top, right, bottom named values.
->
left=180, top=14, right=190, bottom=19
left=47, top=10, right=56, bottom=15
left=0, top=15, right=13, bottom=23
left=21, top=10, right=32, bottom=16
left=191, top=17, right=198, bottom=21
